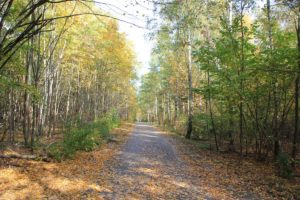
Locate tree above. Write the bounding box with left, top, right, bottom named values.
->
left=0, top=1, right=138, bottom=147
left=140, top=0, right=299, bottom=173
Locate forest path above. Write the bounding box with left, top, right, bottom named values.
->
left=97, top=122, right=208, bottom=200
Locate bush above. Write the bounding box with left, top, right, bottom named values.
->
left=174, top=114, right=187, bottom=135
left=192, top=113, right=209, bottom=139
left=276, top=152, right=293, bottom=179
left=47, top=142, right=66, bottom=161
left=47, top=111, right=120, bottom=161
left=95, top=109, right=120, bottom=137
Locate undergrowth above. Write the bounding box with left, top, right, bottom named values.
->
left=47, top=110, right=120, bottom=161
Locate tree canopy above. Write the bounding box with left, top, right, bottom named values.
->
left=139, top=0, right=300, bottom=173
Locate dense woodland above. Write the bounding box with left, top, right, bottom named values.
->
left=0, top=0, right=137, bottom=153
left=138, top=0, right=300, bottom=175
left=0, top=0, right=299, bottom=184
left=0, top=0, right=300, bottom=199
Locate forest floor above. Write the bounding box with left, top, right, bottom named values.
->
left=93, top=123, right=300, bottom=200
left=166, top=130, right=300, bottom=200
left=0, top=123, right=135, bottom=200
left=0, top=122, right=299, bottom=200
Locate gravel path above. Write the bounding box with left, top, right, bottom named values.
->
left=98, top=123, right=209, bottom=200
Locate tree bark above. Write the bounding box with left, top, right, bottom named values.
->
left=292, top=6, right=300, bottom=167
left=186, top=29, right=193, bottom=139
left=239, top=0, right=245, bottom=156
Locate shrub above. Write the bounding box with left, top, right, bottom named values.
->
left=174, top=114, right=187, bottom=135
left=192, top=113, right=209, bottom=139
left=96, top=109, right=120, bottom=137
left=47, top=142, right=66, bottom=161
left=47, top=110, right=120, bottom=161
left=276, top=152, right=293, bottom=179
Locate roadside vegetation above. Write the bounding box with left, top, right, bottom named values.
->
left=0, top=1, right=137, bottom=160
left=139, top=0, right=300, bottom=180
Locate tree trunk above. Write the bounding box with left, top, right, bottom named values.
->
left=239, top=0, right=245, bottom=156
left=8, top=89, right=15, bottom=143
left=264, top=0, right=280, bottom=158
left=207, top=71, right=219, bottom=151
left=23, top=45, right=32, bottom=146
left=292, top=6, right=300, bottom=167
left=186, top=29, right=193, bottom=139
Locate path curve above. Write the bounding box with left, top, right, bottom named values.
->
left=98, top=123, right=209, bottom=200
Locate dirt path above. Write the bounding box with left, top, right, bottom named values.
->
left=97, top=123, right=208, bottom=200
left=1, top=123, right=296, bottom=199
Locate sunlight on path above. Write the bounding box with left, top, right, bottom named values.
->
left=97, top=123, right=209, bottom=200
